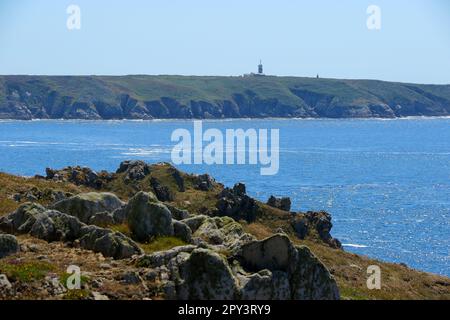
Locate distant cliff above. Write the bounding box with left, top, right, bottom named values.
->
left=1, top=75, right=449, bottom=120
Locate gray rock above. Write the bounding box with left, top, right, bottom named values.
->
left=289, top=246, right=340, bottom=300
left=166, top=204, right=190, bottom=221
left=176, top=248, right=238, bottom=300
left=125, top=191, right=174, bottom=242
left=79, top=225, right=143, bottom=259
left=0, top=234, right=19, bottom=258
left=173, top=220, right=192, bottom=243
left=53, top=192, right=124, bottom=224
left=234, top=234, right=293, bottom=272
left=89, top=211, right=115, bottom=227
left=193, top=216, right=254, bottom=250
left=267, top=195, right=292, bottom=212
left=120, top=271, right=143, bottom=285
left=136, top=245, right=197, bottom=268
left=0, top=274, right=12, bottom=290
left=232, top=234, right=340, bottom=300
left=117, top=160, right=151, bottom=181
left=181, top=215, right=208, bottom=233
left=150, top=177, right=174, bottom=202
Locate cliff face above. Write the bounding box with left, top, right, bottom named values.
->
left=0, top=75, right=449, bottom=120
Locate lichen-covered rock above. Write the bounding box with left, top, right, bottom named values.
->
left=0, top=203, right=47, bottom=234
left=79, top=225, right=143, bottom=259
left=0, top=203, right=141, bottom=259
left=232, top=234, right=340, bottom=300
left=0, top=203, right=83, bottom=242
left=192, top=216, right=254, bottom=250
left=166, top=204, right=190, bottom=221
left=181, top=215, right=208, bottom=233
left=0, top=234, right=19, bottom=258
left=173, top=220, right=192, bottom=243
left=236, top=270, right=290, bottom=300
left=176, top=248, right=238, bottom=300
left=125, top=191, right=174, bottom=242
left=289, top=246, right=340, bottom=300
left=135, top=245, right=197, bottom=268
left=52, top=192, right=124, bottom=224
left=89, top=211, right=115, bottom=227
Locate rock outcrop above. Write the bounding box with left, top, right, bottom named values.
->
left=136, top=233, right=339, bottom=300
left=267, top=195, right=292, bottom=212
left=125, top=192, right=174, bottom=242
left=45, top=166, right=113, bottom=189
left=291, top=211, right=342, bottom=249
left=0, top=203, right=142, bottom=259
left=216, top=183, right=261, bottom=222
left=52, top=192, right=124, bottom=225
left=232, top=234, right=340, bottom=300
left=0, top=234, right=19, bottom=258
left=116, top=160, right=151, bottom=182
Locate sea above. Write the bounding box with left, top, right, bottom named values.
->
left=0, top=118, right=449, bottom=276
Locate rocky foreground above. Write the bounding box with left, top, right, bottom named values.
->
left=0, top=161, right=449, bottom=300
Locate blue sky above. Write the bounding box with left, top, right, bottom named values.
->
left=0, top=0, right=449, bottom=84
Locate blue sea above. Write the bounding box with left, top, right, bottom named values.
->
left=0, top=118, right=449, bottom=276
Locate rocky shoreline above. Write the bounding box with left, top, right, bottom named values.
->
left=0, top=161, right=449, bottom=300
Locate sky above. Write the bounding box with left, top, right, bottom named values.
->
left=0, top=0, right=449, bottom=84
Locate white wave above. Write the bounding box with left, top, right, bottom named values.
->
left=342, top=243, right=368, bottom=248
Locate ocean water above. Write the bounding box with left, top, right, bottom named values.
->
left=0, top=118, right=449, bottom=276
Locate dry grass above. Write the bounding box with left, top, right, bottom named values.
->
left=0, top=173, right=88, bottom=216
left=140, top=236, right=188, bottom=254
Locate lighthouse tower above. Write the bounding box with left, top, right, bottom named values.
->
left=258, top=60, right=264, bottom=75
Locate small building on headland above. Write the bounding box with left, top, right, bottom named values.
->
left=243, top=60, right=266, bottom=77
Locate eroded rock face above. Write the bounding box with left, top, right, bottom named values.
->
left=117, top=160, right=151, bottom=182
left=267, top=196, right=292, bottom=212
left=150, top=177, right=174, bottom=202
left=45, top=166, right=113, bottom=189
left=289, top=246, right=340, bottom=300
left=291, top=211, right=342, bottom=249
left=125, top=191, right=174, bottom=242
left=52, top=192, right=124, bottom=224
left=0, top=234, right=19, bottom=258
left=232, top=234, right=340, bottom=300
left=193, top=174, right=216, bottom=191
left=216, top=183, right=261, bottom=222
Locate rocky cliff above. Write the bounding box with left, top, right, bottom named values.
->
left=1, top=75, right=449, bottom=120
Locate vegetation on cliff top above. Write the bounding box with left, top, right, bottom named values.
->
left=1, top=75, right=449, bottom=119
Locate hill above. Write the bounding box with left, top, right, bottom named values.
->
left=1, top=75, right=449, bottom=119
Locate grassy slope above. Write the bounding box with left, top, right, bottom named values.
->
left=2, top=75, right=450, bottom=110
left=1, top=165, right=449, bottom=300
